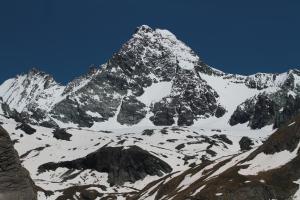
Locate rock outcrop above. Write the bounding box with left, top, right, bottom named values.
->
left=38, top=145, right=172, bottom=186
left=0, top=126, right=37, bottom=200
left=230, top=84, right=300, bottom=129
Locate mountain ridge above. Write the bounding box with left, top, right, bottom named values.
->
left=0, top=25, right=298, bottom=130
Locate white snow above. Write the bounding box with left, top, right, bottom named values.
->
left=289, top=122, right=296, bottom=127
left=86, top=111, right=103, bottom=118
left=137, top=82, right=172, bottom=106
left=239, top=143, right=300, bottom=176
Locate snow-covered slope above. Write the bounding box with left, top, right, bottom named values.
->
left=0, top=114, right=270, bottom=200
left=132, top=115, right=300, bottom=200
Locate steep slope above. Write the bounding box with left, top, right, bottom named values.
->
left=0, top=68, right=64, bottom=113
left=50, top=25, right=225, bottom=127
left=229, top=69, right=300, bottom=129
left=0, top=125, right=37, bottom=200
left=0, top=68, right=65, bottom=127
left=0, top=25, right=298, bottom=131
left=131, top=115, right=300, bottom=200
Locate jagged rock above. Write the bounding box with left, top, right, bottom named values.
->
left=150, top=98, right=176, bottom=126
left=38, top=145, right=172, bottom=185
left=230, top=89, right=300, bottom=129
left=117, top=96, right=147, bottom=125
left=16, top=123, right=36, bottom=135
left=0, top=26, right=298, bottom=130
left=49, top=25, right=225, bottom=127
left=274, top=94, right=300, bottom=128
left=239, top=136, right=254, bottom=151
left=229, top=94, right=276, bottom=129
left=215, top=105, right=227, bottom=118
left=0, top=126, right=37, bottom=200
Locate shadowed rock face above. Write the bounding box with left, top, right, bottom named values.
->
left=39, top=145, right=172, bottom=186
left=0, top=126, right=37, bottom=200
left=229, top=84, right=300, bottom=129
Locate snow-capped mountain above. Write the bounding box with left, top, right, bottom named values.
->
left=0, top=68, right=64, bottom=113
left=0, top=25, right=299, bottom=200
left=0, top=25, right=299, bottom=131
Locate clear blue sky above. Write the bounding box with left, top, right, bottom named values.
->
left=0, top=0, right=299, bottom=84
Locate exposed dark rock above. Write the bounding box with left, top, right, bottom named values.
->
left=53, top=128, right=72, bottom=141
left=175, top=143, right=185, bottom=150
left=206, top=149, right=217, bottom=157
left=53, top=185, right=106, bottom=200
left=230, top=79, right=300, bottom=129
left=150, top=98, right=176, bottom=126
left=38, top=145, right=172, bottom=185
left=117, top=96, right=147, bottom=125
left=39, top=119, right=59, bottom=129
left=274, top=94, right=300, bottom=128
left=215, top=105, right=226, bottom=118
left=142, top=129, right=154, bottom=136
left=212, top=134, right=233, bottom=145
left=177, top=104, right=194, bottom=126
left=249, top=95, right=277, bottom=129
left=0, top=126, right=37, bottom=200
left=230, top=94, right=278, bottom=129
left=16, top=123, right=36, bottom=135
left=80, top=189, right=101, bottom=200
left=150, top=68, right=225, bottom=126
left=239, top=136, right=254, bottom=151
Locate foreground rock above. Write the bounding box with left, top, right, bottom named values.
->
left=39, top=145, right=172, bottom=186
left=0, top=126, right=37, bottom=200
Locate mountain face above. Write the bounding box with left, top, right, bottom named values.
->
left=49, top=25, right=224, bottom=128
left=230, top=70, right=300, bottom=129
left=0, top=25, right=299, bottom=200
left=0, top=25, right=299, bottom=130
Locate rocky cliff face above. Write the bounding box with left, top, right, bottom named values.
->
left=0, top=26, right=298, bottom=130
left=229, top=69, right=300, bottom=129
left=0, top=126, right=36, bottom=200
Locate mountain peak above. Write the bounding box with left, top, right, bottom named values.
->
left=27, top=67, right=51, bottom=79
left=134, top=25, right=153, bottom=34
left=28, top=67, right=42, bottom=75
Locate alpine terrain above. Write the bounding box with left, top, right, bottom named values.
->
left=0, top=25, right=299, bottom=200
